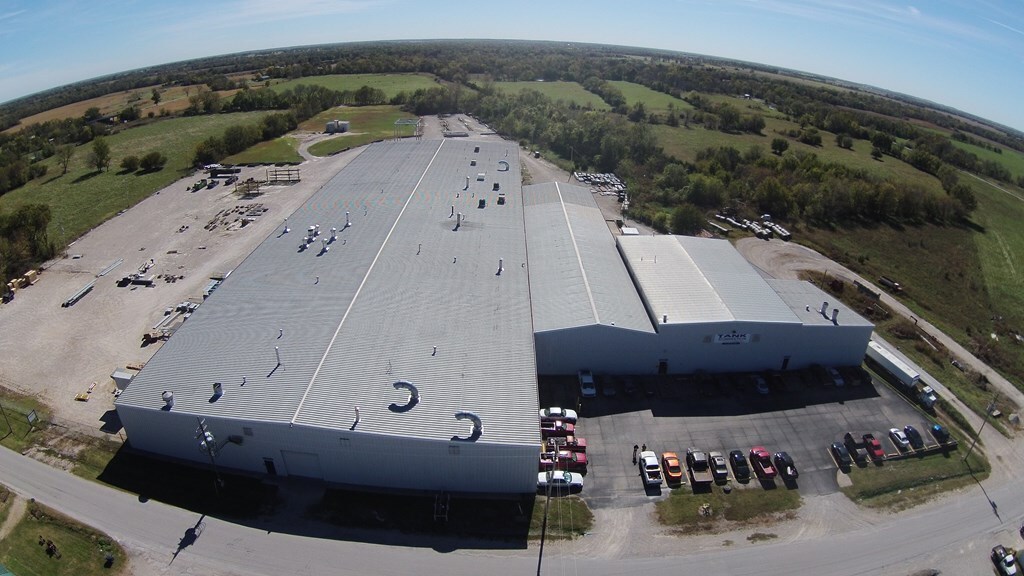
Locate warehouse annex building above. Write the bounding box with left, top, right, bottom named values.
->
left=116, top=139, right=872, bottom=494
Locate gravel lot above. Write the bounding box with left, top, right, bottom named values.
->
left=0, top=147, right=364, bottom=435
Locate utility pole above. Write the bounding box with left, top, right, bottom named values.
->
left=963, top=394, right=997, bottom=462
left=196, top=418, right=224, bottom=493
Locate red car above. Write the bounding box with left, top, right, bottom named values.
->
left=862, top=433, right=885, bottom=460
left=547, top=436, right=587, bottom=453
left=749, top=446, right=777, bottom=479
left=540, top=420, right=575, bottom=438
left=539, top=450, right=589, bottom=473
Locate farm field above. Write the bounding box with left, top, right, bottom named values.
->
left=269, top=73, right=440, bottom=98
left=0, top=112, right=270, bottom=244
left=3, top=84, right=239, bottom=133
left=608, top=80, right=694, bottom=113
left=494, top=81, right=609, bottom=110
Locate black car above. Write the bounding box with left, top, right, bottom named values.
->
left=773, top=451, right=799, bottom=479
left=930, top=424, right=951, bottom=444
left=830, top=442, right=852, bottom=467
left=904, top=425, right=924, bottom=449
left=728, top=449, right=751, bottom=481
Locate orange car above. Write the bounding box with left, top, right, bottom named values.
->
left=661, top=452, right=684, bottom=485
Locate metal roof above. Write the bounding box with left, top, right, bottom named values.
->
left=118, top=139, right=539, bottom=445
left=767, top=279, right=875, bottom=327
left=524, top=182, right=653, bottom=333
left=617, top=235, right=801, bottom=325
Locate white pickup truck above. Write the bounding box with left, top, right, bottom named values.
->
left=638, top=450, right=663, bottom=486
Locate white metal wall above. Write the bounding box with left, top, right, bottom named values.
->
left=535, top=320, right=872, bottom=375
left=116, top=405, right=537, bottom=494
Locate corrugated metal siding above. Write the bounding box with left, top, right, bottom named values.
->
left=119, top=405, right=536, bottom=493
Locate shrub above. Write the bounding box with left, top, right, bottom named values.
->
left=120, top=155, right=140, bottom=173
left=139, top=151, right=167, bottom=172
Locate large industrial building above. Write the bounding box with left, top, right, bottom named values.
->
left=116, top=138, right=872, bottom=494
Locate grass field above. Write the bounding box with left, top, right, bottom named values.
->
left=3, top=84, right=238, bottom=133
left=656, top=484, right=801, bottom=533
left=0, top=497, right=127, bottom=576
left=494, top=81, right=609, bottom=110
left=608, top=80, right=694, bottom=113
left=224, top=136, right=302, bottom=164
left=950, top=139, right=1024, bottom=181
left=270, top=73, right=440, bottom=98
left=306, top=105, right=417, bottom=157
left=840, top=448, right=988, bottom=511
left=0, top=112, right=270, bottom=245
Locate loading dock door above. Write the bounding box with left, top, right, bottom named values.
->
left=281, top=450, right=324, bottom=479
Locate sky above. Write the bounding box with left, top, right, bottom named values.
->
left=1, top=0, right=1022, bottom=132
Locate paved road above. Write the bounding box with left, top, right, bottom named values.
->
left=1, top=443, right=1021, bottom=576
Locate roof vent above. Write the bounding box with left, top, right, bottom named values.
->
left=820, top=301, right=829, bottom=316
left=453, top=411, right=483, bottom=441
left=662, top=314, right=668, bottom=324
left=161, top=391, right=174, bottom=409
left=344, top=211, right=351, bottom=228
left=212, top=382, right=223, bottom=399
left=831, top=308, right=839, bottom=324
left=390, top=380, right=420, bottom=413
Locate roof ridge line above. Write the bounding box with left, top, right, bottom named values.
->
left=290, top=139, right=447, bottom=425
left=555, top=182, right=600, bottom=324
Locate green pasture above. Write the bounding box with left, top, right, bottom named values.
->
left=0, top=112, right=269, bottom=245
left=608, top=80, right=694, bottom=113
left=306, top=105, right=417, bottom=156
left=950, top=139, right=1024, bottom=181
left=224, top=136, right=302, bottom=164
left=270, top=73, right=440, bottom=98
left=494, top=81, right=609, bottom=110
left=654, top=117, right=945, bottom=193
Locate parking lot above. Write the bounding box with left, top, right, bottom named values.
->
left=539, top=367, right=934, bottom=509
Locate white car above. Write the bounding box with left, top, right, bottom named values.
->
left=539, top=407, right=578, bottom=424
left=537, top=470, right=583, bottom=493
left=709, top=451, right=729, bottom=481
left=828, top=367, right=846, bottom=387
left=889, top=428, right=910, bottom=450
left=578, top=370, right=596, bottom=398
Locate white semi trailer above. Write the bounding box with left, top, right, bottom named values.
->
left=865, top=340, right=920, bottom=387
